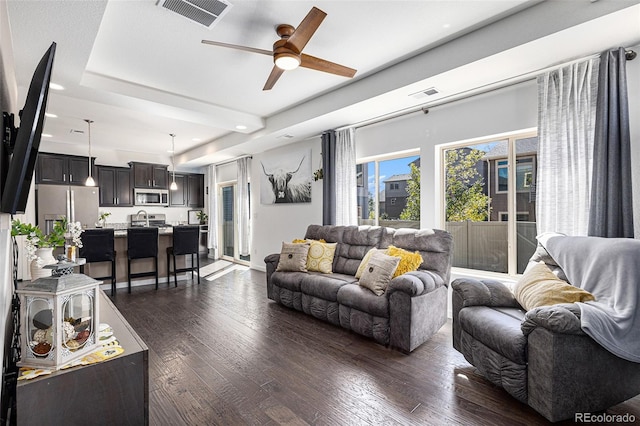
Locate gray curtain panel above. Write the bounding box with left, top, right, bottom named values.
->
left=588, top=48, right=635, bottom=238
left=322, top=130, right=336, bottom=225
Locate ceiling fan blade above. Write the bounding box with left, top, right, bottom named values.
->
left=263, top=66, right=285, bottom=91
left=286, top=7, right=326, bottom=53
left=201, top=40, right=272, bottom=56
left=300, top=54, right=357, bottom=78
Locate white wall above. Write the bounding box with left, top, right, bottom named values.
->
left=250, top=138, right=323, bottom=271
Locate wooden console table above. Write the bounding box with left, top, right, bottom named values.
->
left=16, top=290, right=148, bottom=425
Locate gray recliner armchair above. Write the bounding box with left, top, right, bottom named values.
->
left=451, top=237, right=640, bottom=422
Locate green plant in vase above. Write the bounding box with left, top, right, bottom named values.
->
left=196, top=211, right=208, bottom=225
left=11, top=217, right=83, bottom=267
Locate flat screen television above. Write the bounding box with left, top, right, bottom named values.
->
left=0, top=41, right=56, bottom=214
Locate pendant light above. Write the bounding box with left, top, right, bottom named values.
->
left=84, top=119, right=95, bottom=186
left=169, top=133, right=178, bottom=191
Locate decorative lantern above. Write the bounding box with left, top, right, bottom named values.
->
left=16, top=259, right=100, bottom=370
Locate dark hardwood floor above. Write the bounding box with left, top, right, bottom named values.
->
left=111, top=266, right=640, bottom=425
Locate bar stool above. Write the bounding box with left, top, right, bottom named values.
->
left=78, top=228, right=117, bottom=296
left=166, top=225, right=200, bottom=286
left=126, top=227, right=159, bottom=293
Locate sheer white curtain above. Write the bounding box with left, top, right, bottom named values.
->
left=335, top=128, right=357, bottom=226
left=207, top=164, right=219, bottom=258
left=237, top=157, right=250, bottom=257
left=536, top=58, right=599, bottom=236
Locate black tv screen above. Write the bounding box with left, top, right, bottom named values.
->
left=1, top=42, right=56, bottom=214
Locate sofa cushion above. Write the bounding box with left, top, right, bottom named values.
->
left=355, top=248, right=387, bottom=278
left=514, top=263, right=595, bottom=311
left=276, top=242, right=310, bottom=272
left=458, top=306, right=528, bottom=364
left=271, top=271, right=308, bottom=293
left=387, top=245, right=423, bottom=277
left=305, top=225, right=387, bottom=276
left=306, top=241, right=337, bottom=274
left=300, top=273, right=355, bottom=302
left=359, top=252, right=400, bottom=296
left=337, top=283, right=389, bottom=318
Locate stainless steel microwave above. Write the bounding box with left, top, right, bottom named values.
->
left=134, top=188, right=169, bottom=206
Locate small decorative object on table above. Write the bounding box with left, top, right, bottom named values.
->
left=16, top=257, right=100, bottom=371
left=97, top=211, right=111, bottom=228
left=196, top=211, right=208, bottom=225
left=11, top=217, right=81, bottom=279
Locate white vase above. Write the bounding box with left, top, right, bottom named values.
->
left=30, top=247, right=57, bottom=281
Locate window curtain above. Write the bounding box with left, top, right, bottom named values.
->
left=322, top=130, right=336, bottom=225
left=207, top=164, right=219, bottom=258
left=588, top=48, right=634, bottom=238
left=237, top=157, right=250, bottom=256
left=536, top=57, right=599, bottom=236
left=335, top=128, right=357, bottom=226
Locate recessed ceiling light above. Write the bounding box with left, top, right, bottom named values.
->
left=41, top=133, right=52, bottom=138
left=45, top=112, right=57, bottom=118
left=167, top=150, right=174, bottom=153
left=443, top=23, right=451, bottom=29
left=49, top=83, right=64, bottom=90
left=235, top=125, right=248, bottom=130
left=192, top=138, right=201, bottom=142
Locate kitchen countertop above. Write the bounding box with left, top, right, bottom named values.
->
left=113, top=227, right=173, bottom=237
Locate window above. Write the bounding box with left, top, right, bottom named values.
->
left=356, top=151, right=420, bottom=229
left=496, top=157, right=535, bottom=193
left=442, top=132, right=537, bottom=275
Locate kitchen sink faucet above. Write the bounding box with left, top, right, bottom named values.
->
left=136, top=210, right=149, bottom=227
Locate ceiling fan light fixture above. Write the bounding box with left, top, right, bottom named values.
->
left=275, top=53, right=301, bottom=70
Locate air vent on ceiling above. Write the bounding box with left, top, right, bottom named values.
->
left=70, top=129, right=84, bottom=134
left=157, top=0, right=232, bottom=28
left=409, top=87, right=440, bottom=100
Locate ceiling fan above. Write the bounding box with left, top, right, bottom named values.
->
left=201, top=6, right=357, bottom=90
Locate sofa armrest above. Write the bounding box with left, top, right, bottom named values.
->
left=387, top=270, right=442, bottom=297
left=521, top=303, right=584, bottom=336
left=264, top=253, right=281, bottom=300
left=451, top=278, right=520, bottom=353
left=451, top=278, right=520, bottom=308
left=264, top=253, right=280, bottom=269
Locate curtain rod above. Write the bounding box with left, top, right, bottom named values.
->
left=337, top=47, right=636, bottom=132
left=211, top=154, right=252, bottom=167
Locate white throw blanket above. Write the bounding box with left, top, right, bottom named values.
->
left=538, top=233, right=640, bottom=363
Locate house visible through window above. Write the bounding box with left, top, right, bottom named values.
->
left=442, top=132, right=538, bottom=275
left=356, top=151, right=420, bottom=229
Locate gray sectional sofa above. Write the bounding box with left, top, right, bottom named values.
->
left=264, top=224, right=453, bottom=353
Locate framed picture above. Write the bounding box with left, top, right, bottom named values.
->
left=188, top=210, right=202, bottom=224
left=260, top=148, right=312, bottom=204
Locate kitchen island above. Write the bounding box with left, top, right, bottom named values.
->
left=81, top=227, right=190, bottom=292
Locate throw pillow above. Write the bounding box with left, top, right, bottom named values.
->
left=387, top=245, right=424, bottom=278
left=276, top=242, right=310, bottom=272
left=513, top=263, right=596, bottom=311
left=306, top=241, right=337, bottom=274
left=355, top=248, right=388, bottom=278
left=359, top=251, right=401, bottom=296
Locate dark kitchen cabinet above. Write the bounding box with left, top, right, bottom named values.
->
left=169, top=174, right=187, bottom=206
left=98, top=166, right=133, bottom=207
left=187, top=174, right=204, bottom=208
left=169, top=173, right=204, bottom=208
left=130, top=162, right=168, bottom=189
left=36, top=152, right=92, bottom=185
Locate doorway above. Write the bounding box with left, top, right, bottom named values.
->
left=219, top=182, right=250, bottom=264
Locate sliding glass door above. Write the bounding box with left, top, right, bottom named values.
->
left=219, top=182, right=250, bottom=264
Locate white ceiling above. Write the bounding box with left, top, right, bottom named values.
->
left=6, top=0, right=640, bottom=168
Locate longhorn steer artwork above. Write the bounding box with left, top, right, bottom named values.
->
left=260, top=151, right=312, bottom=204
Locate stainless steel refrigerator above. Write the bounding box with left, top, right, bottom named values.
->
left=36, top=185, right=100, bottom=233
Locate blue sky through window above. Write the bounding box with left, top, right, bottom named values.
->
left=366, top=155, right=419, bottom=196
